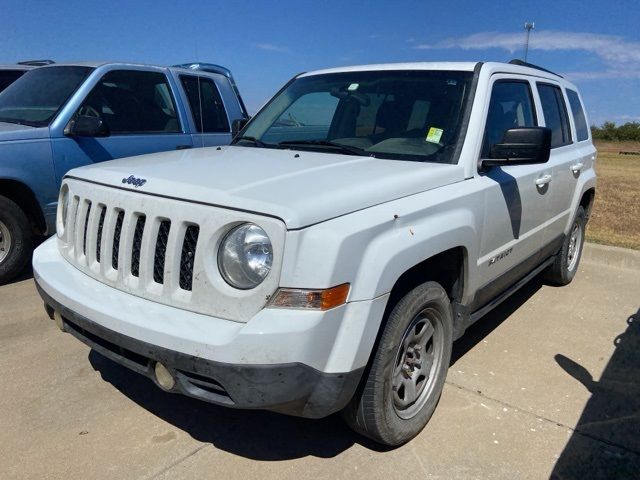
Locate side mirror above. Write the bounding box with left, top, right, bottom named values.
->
left=64, top=115, right=110, bottom=138
left=231, top=118, right=249, bottom=138
left=482, top=127, right=551, bottom=168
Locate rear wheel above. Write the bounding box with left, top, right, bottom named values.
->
left=544, top=206, right=586, bottom=286
left=0, top=195, right=33, bottom=284
left=343, top=281, right=453, bottom=446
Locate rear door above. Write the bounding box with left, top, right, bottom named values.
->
left=473, top=76, right=552, bottom=308
left=534, top=82, right=580, bottom=249
left=51, top=68, right=192, bottom=184
left=178, top=74, right=232, bottom=147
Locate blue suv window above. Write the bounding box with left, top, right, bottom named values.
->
left=0, top=66, right=93, bottom=127
left=180, top=75, right=229, bottom=133
left=78, top=70, right=181, bottom=134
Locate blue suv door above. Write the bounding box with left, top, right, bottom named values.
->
left=50, top=69, right=193, bottom=185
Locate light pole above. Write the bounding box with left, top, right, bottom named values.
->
left=524, top=22, right=535, bottom=62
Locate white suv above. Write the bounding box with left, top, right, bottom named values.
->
left=33, top=60, right=596, bottom=446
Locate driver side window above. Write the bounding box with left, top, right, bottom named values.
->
left=482, top=81, right=537, bottom=158
left=76, top=70, right=181, bottom=134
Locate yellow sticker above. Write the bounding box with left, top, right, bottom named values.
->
left=426, top=127, right=443, bottom=144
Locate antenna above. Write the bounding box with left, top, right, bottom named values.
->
left=523, top=22, right=535, bottom=62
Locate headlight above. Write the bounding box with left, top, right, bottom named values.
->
left=218, top=223, right=273, bottom=289
left=56, top=184, right=70, bottom=238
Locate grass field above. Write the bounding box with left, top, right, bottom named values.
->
left=586, top=141, right=640, bottom=250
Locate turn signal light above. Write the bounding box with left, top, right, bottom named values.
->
left=268, top=283, right=350, bottom=310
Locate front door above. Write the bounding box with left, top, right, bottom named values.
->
left=473, top=76, right=552, bottom=309
left=51, top=69, right=192, bottom=185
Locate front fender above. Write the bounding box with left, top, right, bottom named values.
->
left=280, top=183, right=482, bottom=305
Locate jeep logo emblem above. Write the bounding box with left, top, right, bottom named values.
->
left=122, top=175, right=147, bottom=188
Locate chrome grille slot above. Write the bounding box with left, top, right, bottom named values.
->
left=130, top=215, right=146, bottom=278
left=179, top=225, right=199, bottom=291
left=112, top=210, right=124, bottom=270
left=96, top=206, right=106, bottom=263
left=153, top=220, right=171, bottom=284
left=82, top=201, right=92, bottom=256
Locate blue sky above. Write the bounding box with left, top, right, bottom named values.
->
left=2, top=0, right=639, bottom=124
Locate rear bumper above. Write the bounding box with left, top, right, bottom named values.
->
left=36, top=283, right=363, bottom=418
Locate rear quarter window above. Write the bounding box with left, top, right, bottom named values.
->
left=566, top=89, right=589, bottom=142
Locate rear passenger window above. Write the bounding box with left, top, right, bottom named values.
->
left=78, top=70, right=181, bottom=134
left=482, top=81, right=537, bottom=157
left=180, top=75, right=229, bottom=133
left=566, top=89, right=589, bottom=141
left=537, top=84, right=572, bottom=148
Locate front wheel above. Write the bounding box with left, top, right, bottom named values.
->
left=0, top=195, right=33, bottom=284
left=343, top=281, right=453, bottom=446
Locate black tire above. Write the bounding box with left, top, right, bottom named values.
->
left=543, top=206, right=586, bottom=286
left=343, top=281, right=453, bottom=446
left=0, top=195, right=33, bottom=284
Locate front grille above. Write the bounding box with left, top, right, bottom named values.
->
left=65, top=196, right=201, bottom=290
left=130, top=216, right=146, bottom=277
left=153, top=220, right=171, bottom=284
left=59, top=179, right=283, bottom=322
left=179, top=225, right=199, bottom=291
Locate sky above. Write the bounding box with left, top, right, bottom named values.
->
left=1, top=0, right=639, bottom=125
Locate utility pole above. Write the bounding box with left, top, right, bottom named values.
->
left=524, top=22, right=535, bottom=62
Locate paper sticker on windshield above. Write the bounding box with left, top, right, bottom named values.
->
left=426, top=127, right=443, bottom=144
left=347, top=83, right=359, bottom=91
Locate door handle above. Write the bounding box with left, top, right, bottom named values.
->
left=571, top=162, right=584, bottom=174
left=176, top=145, right=192, bottom=150
left=535, top=174, right=552, bottom=186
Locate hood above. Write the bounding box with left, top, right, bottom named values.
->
left=67, top=146, right=465, bottom=229
left=0, top=122, right=50, bottom=142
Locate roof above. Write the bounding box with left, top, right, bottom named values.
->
left=300, top=61, right=566, bottom=82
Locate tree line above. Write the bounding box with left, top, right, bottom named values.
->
left=591, top=122, right=640, bottom=141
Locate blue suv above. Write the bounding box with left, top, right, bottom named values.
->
left=0, top=61, right=248, bottom=283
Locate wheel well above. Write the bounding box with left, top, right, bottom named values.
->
left=0, top=180, right=46, bottom=234
left=386, top=247, right=466, bottom=312
left=580, top=188, right=595, bottom=220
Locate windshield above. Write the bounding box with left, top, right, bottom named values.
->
left=236, top=70, right=473, bottom=163
left=0, top=66, right=93, bottom=127
left=0, top=70, right=26, bottom=93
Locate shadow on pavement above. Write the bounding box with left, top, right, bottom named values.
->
left=550, top=308, right=640, bottom=479
left=87, top=274, right=548, bottom=460
left=88, top=350, right=387, bottom=460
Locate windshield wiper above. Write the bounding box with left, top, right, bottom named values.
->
left=232, top=135, right=268, bottom=147
left=278, top=140, right=370, bottom=156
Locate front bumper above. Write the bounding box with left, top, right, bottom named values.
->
left=33, top=237, right=388, bottom=418
left=37, top=284, right=362, bottom=417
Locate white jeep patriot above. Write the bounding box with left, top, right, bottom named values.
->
left=33, top=60, right=596, bottom=446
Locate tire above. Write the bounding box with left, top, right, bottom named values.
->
left=343, top=281, right=453, bottom=446
left=543, top=206, right=586, bottom=286
left=0, top=195, right=33, bottom=285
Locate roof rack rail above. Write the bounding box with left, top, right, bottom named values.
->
left=508, top=59, right=562, bottom=78
left=17, top=59, right=55, bottom=66
left=173, top=62, right=249, bottom=119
